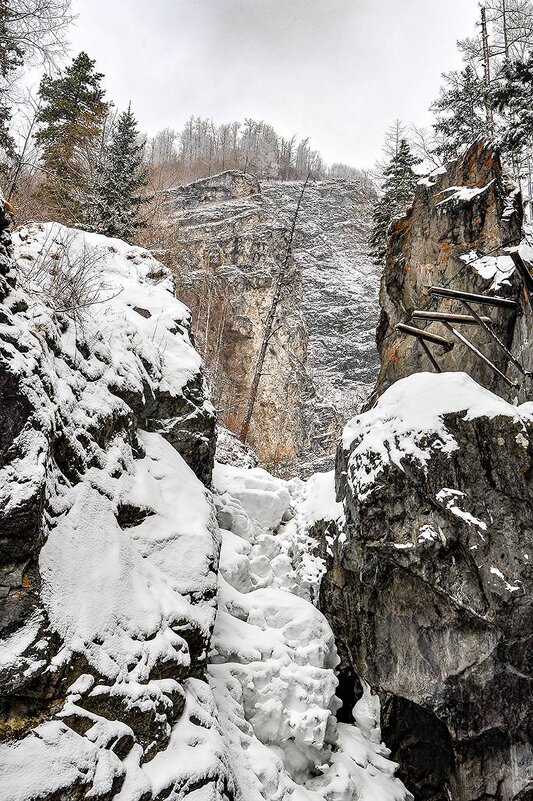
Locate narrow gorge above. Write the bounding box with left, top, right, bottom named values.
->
left=0, top=138, right=532, bottom=801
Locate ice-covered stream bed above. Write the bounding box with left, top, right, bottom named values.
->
left=208, top=462, right=412, bottom=801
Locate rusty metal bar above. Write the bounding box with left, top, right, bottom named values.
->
left=509, top=250, right=533, bottom=293
left=412, top=310, right=492, bottom=325
left=460, top=299, right=525, bottom=375
left=430, top=285, right=517, bottom=310
left=441, top=322, right=517, bottom=388
left=395, top=323, right=454, bottom=351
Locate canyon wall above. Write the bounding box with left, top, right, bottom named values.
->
left=165, top=171, right=379, bottom=475
left=375, top=139, right=524, bottom=400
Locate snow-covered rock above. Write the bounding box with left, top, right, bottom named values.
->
left=214, top=462, right=291, bottom=528
left=323, top=370, right=533, bottom=800
left=0, top=217, right=222, bottom=800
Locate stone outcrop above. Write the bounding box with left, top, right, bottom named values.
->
left=324, top=372, right=533, bottom=801
left=165, top=171, right=379, bottom=475
left=508, top=252, right=533, bottom=402
left=375, top=139, right=524, bottom=399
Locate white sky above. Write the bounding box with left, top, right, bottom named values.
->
left=68, top=0, right=481, bottom=168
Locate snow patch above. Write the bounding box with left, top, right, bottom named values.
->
left=460, top=249, right=515, bottom=290
left=40, top=431, right=217, bottom=682
left=490, top=566, right=521, bottom=593
left=436, top=488, right=487, bottom=532
left=418, top=524, right=440, bottom=544
left=342, top=372, right=532, bottom=502
left=436, top=181, right=494, bottom=207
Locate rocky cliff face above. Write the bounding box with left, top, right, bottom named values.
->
left=165, top=171, right=310, bottom=474
left=375, top=139, right=524, bottom=400
left=261, top=179, right=380, bottom=472
left=165, top=171, right=379, bottom=475
left=325, top=373, right=533, bottom=801
left=321, top=141, right=533, bottom=801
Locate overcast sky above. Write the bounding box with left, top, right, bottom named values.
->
left=69, top=0, right=480, bottom=168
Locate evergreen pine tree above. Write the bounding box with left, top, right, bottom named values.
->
left=369, top=138, right=420, bottom=266
left=431, top=65, right=487, bottom=161
left=91, top=105, right=149, bottom=241
left=36, top=52, right=108, bottom=223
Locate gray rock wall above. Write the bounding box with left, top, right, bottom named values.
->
left=165, top=171, right=379, bottom=475
left=325, top=374, right=533, bottom=800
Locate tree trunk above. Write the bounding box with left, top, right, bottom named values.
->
left=239, top=175, right=309, bottom=444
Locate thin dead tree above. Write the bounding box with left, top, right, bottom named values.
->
left=481, top=6, right=495, bottom=135
left=239, top=174, right=309, bottom=444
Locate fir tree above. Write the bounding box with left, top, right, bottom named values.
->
left=91, top=105, right=149, bottom=241
left=369, top=138, right=420, bottom=266
left=492, top=52, right=533, bottom=155
left=36, top=52, right=108, bottom=223
left=431, top=65, right=487, bottom=161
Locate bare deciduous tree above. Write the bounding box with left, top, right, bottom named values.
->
left=3, top=0, right=74, bottom=71
left=146, top=116, right=331, bottom=185
left=17, top=227, right=119, bottom=327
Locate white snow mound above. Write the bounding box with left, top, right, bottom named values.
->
left=342, top=371, right=533, bottom=501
